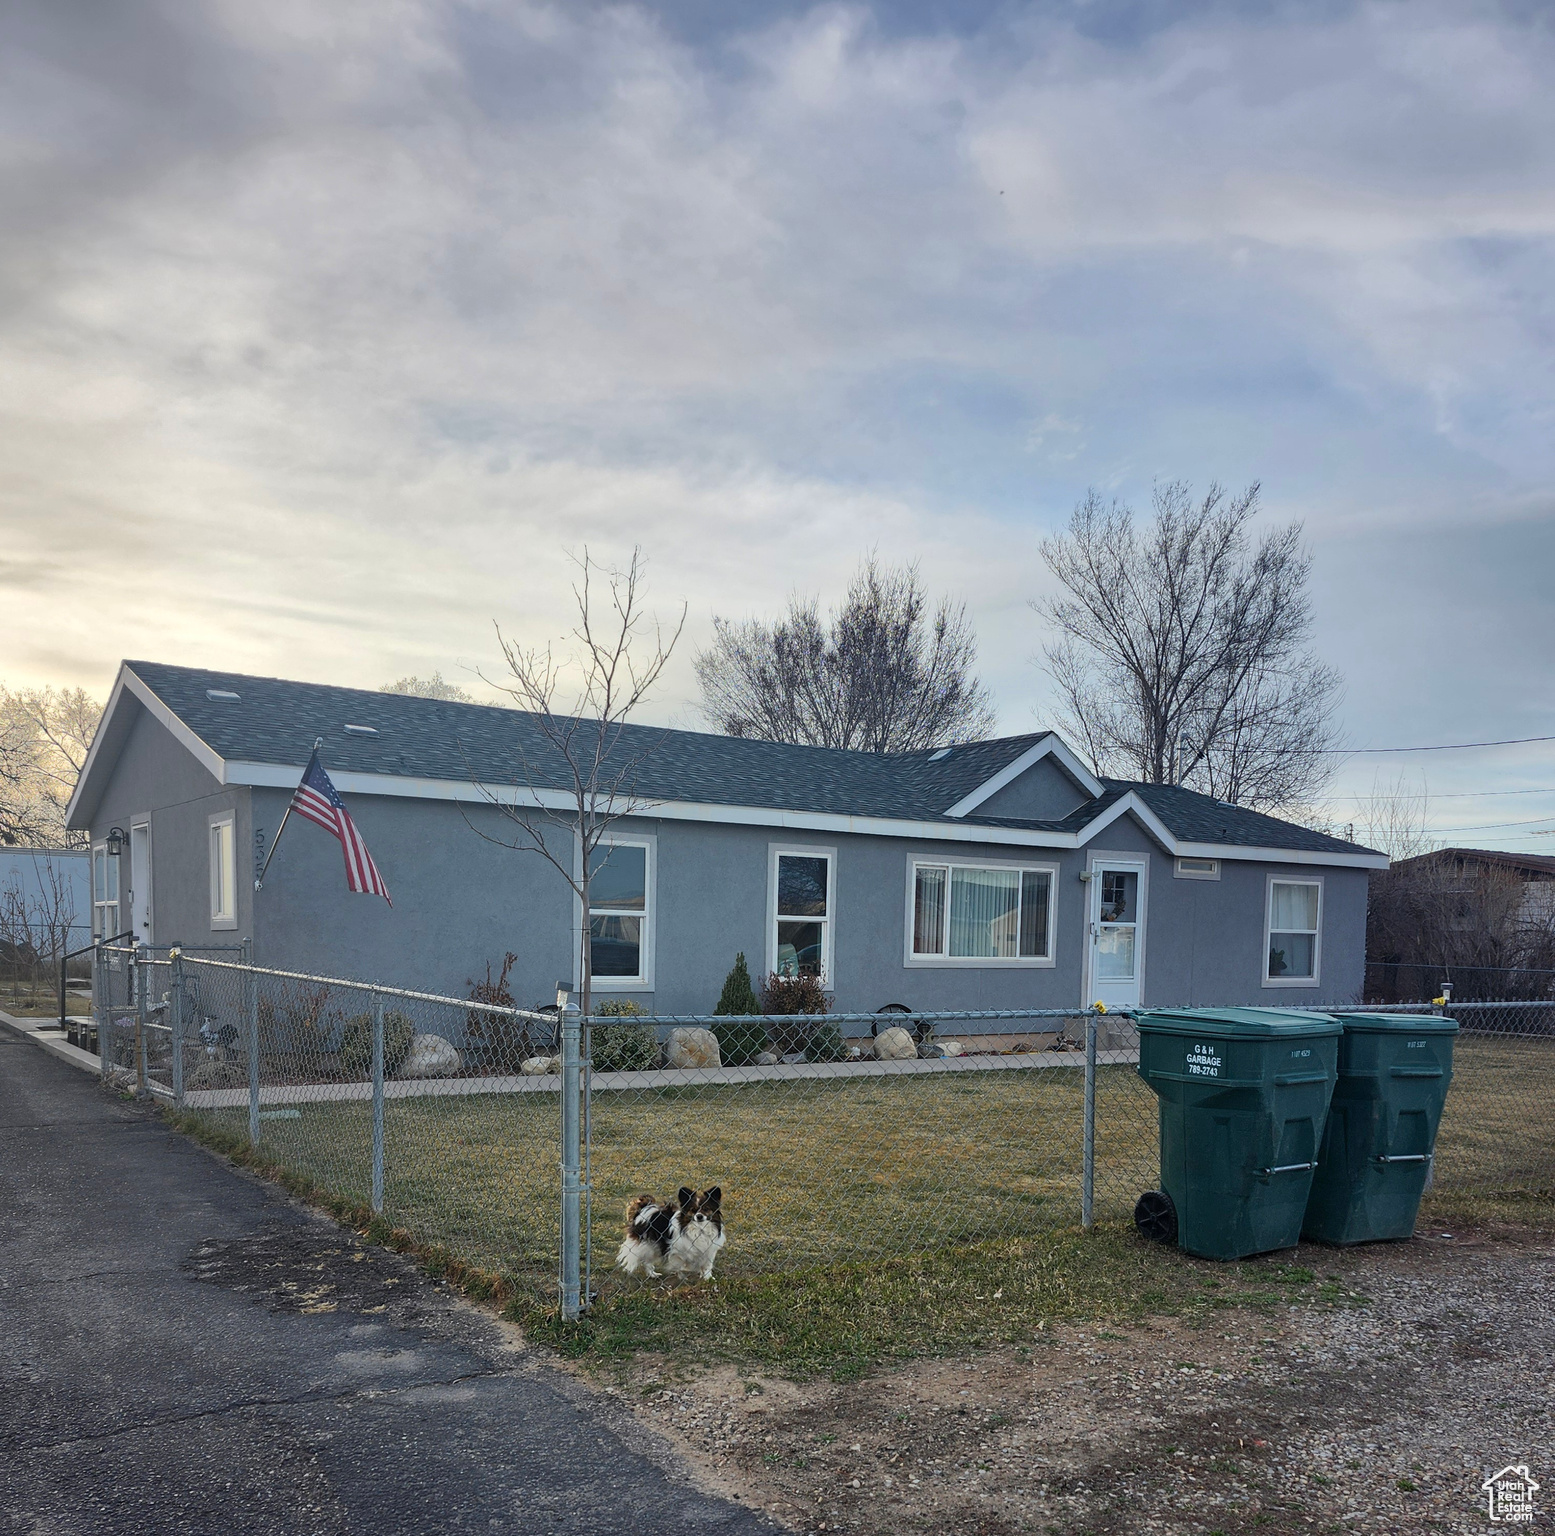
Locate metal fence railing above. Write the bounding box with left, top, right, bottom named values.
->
left=89, top=945, right=1555, bottom=1320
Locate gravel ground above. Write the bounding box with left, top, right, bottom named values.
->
left=603, top=1227, right=1553, bottom=1534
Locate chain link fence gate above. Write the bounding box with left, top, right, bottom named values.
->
left=86, top=944, right=1555, bottom=1320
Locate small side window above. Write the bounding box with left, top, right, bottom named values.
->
left=209, top=813, right=237, bottom=929
left=1175, top=857, right=1220, bottom=880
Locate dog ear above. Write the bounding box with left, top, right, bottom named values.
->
left=677, top=1186, right=695, bottom=1208
left=701, top=1186, right=721, bottom=1210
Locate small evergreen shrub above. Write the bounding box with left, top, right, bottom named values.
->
left=712, top=952, right=770, bottom=1065
left=339, top=1010, right=416, bottom=1077
left=591, top=999, right=659, bottom=1073
left=803, top=1019, right=847, bottom=1063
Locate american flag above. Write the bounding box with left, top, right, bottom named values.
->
left=289, top=747, right=392, bottom=905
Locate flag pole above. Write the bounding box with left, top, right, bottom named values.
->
left=254, top=738, right=323, bottom=891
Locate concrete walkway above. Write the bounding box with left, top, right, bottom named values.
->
left=0, top=1030, right=773, bottom=1535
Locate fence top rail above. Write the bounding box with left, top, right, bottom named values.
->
left=174, top=953, right=558, bottom=1022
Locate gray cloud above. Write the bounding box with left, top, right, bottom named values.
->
left=0, top=0, right=1550, bottom=842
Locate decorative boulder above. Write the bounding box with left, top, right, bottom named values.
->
left=753, top=1050, right=780, bottom=1067
left=665, top=1027, right=722, bottom=1069
left=874, top=1026, right=917, bottom=1061
left=940, top=1040, right=965, bottom=1057
left=520, top=1055, right=562, bottom=1076
left=398, top=1033, right=462, bottom=1079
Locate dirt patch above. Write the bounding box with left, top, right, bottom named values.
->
left=606, top=1229, right=1554, bottom=1534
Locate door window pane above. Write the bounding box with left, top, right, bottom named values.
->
left=913, top=866, right=946, bottom=955
left=1099, top=870, right=1137, bottom=923
left=590, top=915, right=642, bottom=977
left=949, top=867, right=1019, bottom=958
left=588, top=843, right=646, bottom=910
left=1019, top=870, right=1051, bottom=958
left=1096, top=926, right=1136, bottom=981
left=777, top=856, right=829, bottom=917
left=776, top=920, right=824, bottom=978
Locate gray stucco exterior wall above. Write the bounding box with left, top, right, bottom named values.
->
left=86, top=710, right=1370, bottom=1023
left=973, top=756, right=1090, bottom=821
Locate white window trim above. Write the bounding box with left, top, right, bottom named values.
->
left=903, top=856, right=1059, bottom=968
left=577, top=832, right=656, bottom=992
left=1174, top=856, right=1220, bottom=881
left=1263, top=873, right=1322, bottom=989
left=767, top=843, right=836, bottom=989
left=209, top=811, right=238, bottom=930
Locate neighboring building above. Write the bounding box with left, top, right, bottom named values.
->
left=0, top=846, right=91, bottom=951
left=1388, top=847, right=1555, bottom=927
left=65, top=661, right=1388, bottom=1020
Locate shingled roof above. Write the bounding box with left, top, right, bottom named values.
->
left=72, top=660, right=1383, bottom=863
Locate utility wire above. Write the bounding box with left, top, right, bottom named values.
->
left=1324, top=733, right=1555, bottom=754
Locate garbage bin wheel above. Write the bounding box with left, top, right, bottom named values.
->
left=1134, top=1189, right=1178, bottom=1244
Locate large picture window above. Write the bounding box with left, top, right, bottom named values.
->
left=771, top=848, right=833, bottom=982
left=587, top=839, right=651, bottom=984
left=1266, top=878, right=1321, bottom=985
left=910, top=860, right=1055, bottom=964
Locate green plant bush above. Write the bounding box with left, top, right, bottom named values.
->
left=339, top=1010, right=415, bottom=1077
left=803, top=1019, right=847, bottom=1063
left=712, top=952, right=770, bottom=1065
left=591, top=999, right=659, bottom=1073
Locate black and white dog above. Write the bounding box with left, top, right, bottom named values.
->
left=616, top=1186, right=725, bottom=1280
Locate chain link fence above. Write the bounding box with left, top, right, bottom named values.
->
left=90, top=946, right=1554, bottom=1317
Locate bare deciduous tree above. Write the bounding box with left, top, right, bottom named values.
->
left=379, top=672, right=476, bottom=703
left=695, top=557, right=997, bottom=753
left=1035, top=481, right=1341, bottom=812
left=0, top=685, right=102, bottom=847
left=474, top=548, right=685, bottom=1016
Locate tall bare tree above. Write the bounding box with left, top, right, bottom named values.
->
left=476, top=548, right=684, bottom=1016
left=1035, top=481, right=1341, bottom=811
left=379, top=672, right=476, bottom=703
left=695, top=557, right=997, bottom=753
left=0, top=685, right=101, bottom=847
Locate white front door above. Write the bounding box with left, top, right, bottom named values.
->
left=129, top=822, right=153, bottom=945
left=1087, top=859, right=1146, bottom=1010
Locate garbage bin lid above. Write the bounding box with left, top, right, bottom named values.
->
left=1133, top=1006, right=1343, bottom=1039
left=1331, top=1011, right=1459, bottom=1035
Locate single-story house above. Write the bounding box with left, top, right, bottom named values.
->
left=65, top=661, right=1388, bottom=1020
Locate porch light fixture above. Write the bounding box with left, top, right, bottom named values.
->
left=105, top=826, right=128, bottom=858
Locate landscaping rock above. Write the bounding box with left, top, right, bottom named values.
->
left=398, top=1033, right=461, bottom=1079
left=940, top=1040, right=964, bottom=1057
left=665, top=1027, right=721, bottom=1069
left=874, top=1026, right=916, bottom=1061
left=520, top=1055, right=561, bottom=1076
left=753, top=1050, right=780, bottom=1066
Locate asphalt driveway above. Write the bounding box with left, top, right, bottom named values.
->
left=0, top=1030, right=772, bottom=1535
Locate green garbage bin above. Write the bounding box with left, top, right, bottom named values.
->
left=1134, top=1007, right=1342, bottom=1261
left=1301, top=1012, right=1458, bottom=1245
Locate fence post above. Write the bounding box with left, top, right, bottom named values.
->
left=1081, top=1010, right=1097, bottom=1230
left=371, top=994, right=385, bottom=1215
left=134, top=944, right=149, bottom=1099
left=559, top=989, right=583, bottom=1322
left=246, top=960, right=260, bottom=1150
left=170, top=949, right=185, bottom=1108
left=95, top=945, right=109, bottom=1080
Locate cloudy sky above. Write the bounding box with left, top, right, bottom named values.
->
left=2, top=0, right=1552, bottom=848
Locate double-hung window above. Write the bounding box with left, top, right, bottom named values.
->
left=1265, top=878, right=1321, bottom=985
left=92, top=843, right=120, bottom=940
left=587, top=839, right=651, bottom=985
left=209, top=812, right=237, bottom=929
left=910, top=860, right=1055, bottom=964
left=771, top=849, right=833, bottom=982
